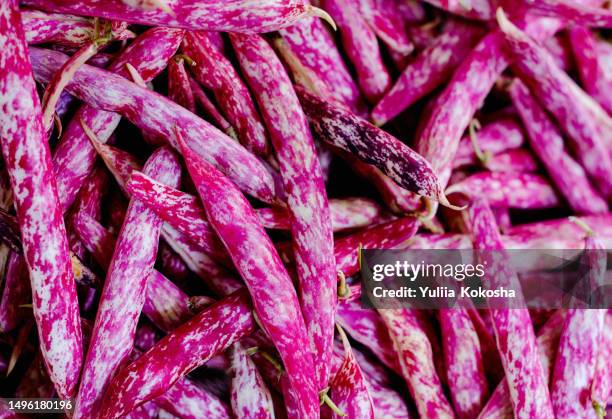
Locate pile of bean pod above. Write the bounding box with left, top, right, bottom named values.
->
left=0, top=0, right=610, bottom=418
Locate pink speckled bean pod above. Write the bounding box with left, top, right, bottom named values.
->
left=161, top=224, right=244, bottom=297
left=498, top=9, right=612, bottom=199
left=591, top=313, right=612, bottom=414
left=0, top=252, right=30, bottom=332
left=279, top=1, right=365, bottom=115
left=349, top=159, right=424, bottom=214
left=544, top=35, right=573, bottom=71
left=100, top=290, right=255, bottom=418
left=189, top=76, right=233, bottom=135
left=230, top=33, right=335, bottom=394
left=371, top=19, right=484, bottom=126
left=156, top=377, right=231, bottom=419
left=73, top=147, right=181, bottom=418
left=509, top=79, right=608, bottom=214
left=22, top=9, right=94, bottom=47
left=468, top=196, right=554, bottom=419
left=0, top=1, right=83, bottom=399
left=551, top=234, right=607, bottom=417
left=477, top=311, right=565, bottom=418
left=125, top=171, right=230, bottom=267
left=357, top=0, right=413, bottom=54
left=519, top=0, right=612, bottom=27
left=323, top=0, right=391, bottom=103
left=336, top=300, right=400, bottom=371
left=30, top=47, right=277, bottom=203
left=176, top=131, right=319, bottom=418
left=167, top=57, right=196, bottom=113
left=439, top=309, right=489, bottom=418
left=230, top=343, right=275, bottom=419
left=568, top=26, right=612, bottom=114
left=258, top=197, right=384, bottom=232
left=378, top=308, right=454, bottom=418
left=335, top=217, right=419, bottom=278
left=446, top=172, right=561, bottom=209
left=0, top=401, right=17, bottom=419
left=422, top=0, right=494, bottom=19
left=182, top=32, right=268, bottom=155
left=158, top=243, right=189, bottom=282
left=415, top=5, right=579, bottom=190
left=51, top=27, right=183, bottom=212
left=481, top=149, right=539, bottom=173
left=453, top=116, right=525, bottom=169
left=72, top=200, right=191, bottom=334
left=22, top=0, right=329, bottom=33
left=298, top=87, right=450, bottom=205
left=329, top=327, right=375, bottom=419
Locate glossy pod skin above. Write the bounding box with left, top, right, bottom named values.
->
left=51, top=27, right=183, bottom=212
left=230, top=33, right=336, bottom=394
left=22, top=0, right=328, bottom=33
left=167, top=57, right=196, bottom=113
left=230, top=343, right=275, bottom=419
left=509, top=80, right=608, bottom=214
left=100, top=291, right=256, bottom=418
left=378, top=308, right=454, bottom=418
left=497, top=9, right=612, bottom=199
left=468, top=197, right=554, bottom=419
left=73, top=148, right=181, bottom=418
left=176, top=131, right=319, bottom=418
left=371, top=19, right=484, bottom=126
left=22, top=9, right=94, bottom=47
left=0, top=1, right=83, bottom=399
left=298, top=87, right=448, bottom=204
left=29, top=47, right=277, bottom=203
left=182, top=32, right=269, bottom=155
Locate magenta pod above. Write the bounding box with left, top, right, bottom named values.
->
left=0, top=1, right=83, bottom=399
left=372, top=19, right=484, bottom=126
left=22, top=0, right=331, bottom=33
left=509, top=79, right=608, bottom=214
left=100, top=291, right=256, bottom=418
left=446, top=172, right=561, bottom=209
left=335, top=217, right=419, bottom=278
left=591, top=313, right=612, bottom=415
left=421, top=0, right=494, bottom=19
left=378, top=308, right=454, bottom=418
left=497, top=9, right=612, bottom=199
left=22, top=9, right=94, bottom=47
left=519, top=0, right=612, bottom=27
left=182, top=32, right=269, bottom=155
left=551, top=233, right=607, bottom=416
left=230, top=343, right=275, bottom=418
left=73, top=148, right=181, bottom=418
left=188, top=76, right=233, bottom=135
left=329, top=326, right=375, bottom=418
left=480, top=149, right=539, bottom=173
left=467, top=196, right=554, bottom=418
left=167, top=56, right=196, bottom=113
left=176, top=130, right=319, bottom=418
left=51, top=27, right=183, bottom=212
left=323, top=0, right=391, bottom=103
left=230, top=33, right=336, bottom=393
left=156, top=378, right=231, bottom=419
left=0, top=253, right=30, bottom=332
left=357, top=0, right=413, bottom=54
left=279, top=1, right=365, bottom=115
left=568, top=26, right=612, bottom=114
left=30, top=47, right=277, bottom=203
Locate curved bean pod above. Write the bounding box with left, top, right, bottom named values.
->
left=73, top=148, right=181, bottom=418
left=23, top=9, right=94, bottom=47
left=52, top=27, right=183, bottom=212
left=30, top=47, right=277, bottom=203
left=156, top=378, right=231, bottom=419
left=446, top=172, right=561, bottom=209
left=497, top=9, right=612, bottom=199
left=509, top=79, right=608, bottom=214
left=298, top=87, right=450, bottom=204
left=467, top=196, right=554, bottom=419
left=0, top=1, right=82, bottom=399
left=182, top=32, right=268, bottom=155
left=230, top=33, right=336, bottom=393
left=176, top=131, right=319, bottom=418
left=230, top=343, right=275, bottom=419
left=422, top=0, right=494, bottom=20
left=22, top=0, right=330, bottom=33
left=372, top=20, right=484, bottom=126
left=167, top=57, right=196, bottom=113
left=520, top=0, right=612, bottom=27
left=100, top=291, right=255, bottom=418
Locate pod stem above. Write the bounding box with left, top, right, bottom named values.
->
left=309, top=6, right=337, bottom=31
left=319, top=388, right=346, bottom=416
left=468, top=119, right=491, bottom=166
